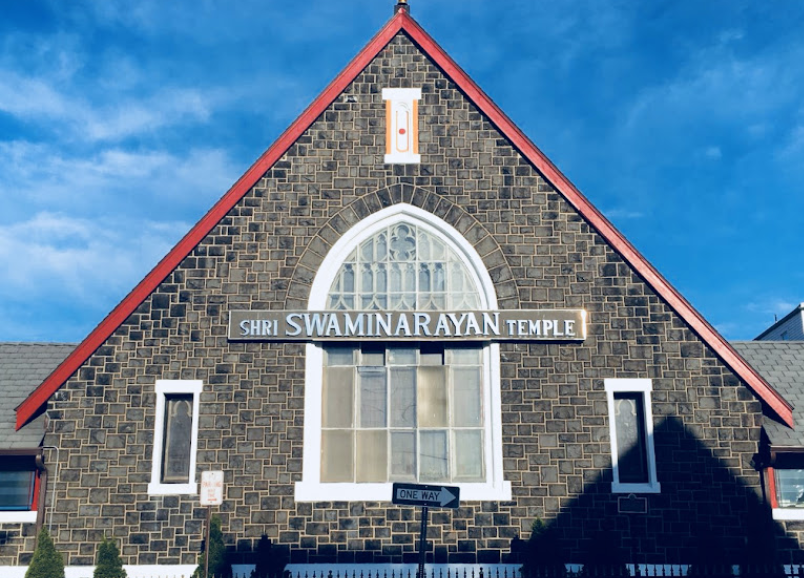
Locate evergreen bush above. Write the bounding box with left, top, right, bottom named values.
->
left=25, top=527, right=65, bottom=578
left=520, top=517, right=566, bottom=577
left=252, top=535, right=286, bottom=578
left=193, top=515, right=230, bottom=578
left=93, top=536, right=127, bottom=578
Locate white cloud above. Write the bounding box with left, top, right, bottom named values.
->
left=704, top=146, right=722, bottom=159
left=0, top=212, right=189, bottom=305
left=0, top=70, right=71, bottom=117
left=622, top=39, right=804, bottom=146
left=602, top=208, right=645, bottom=220
left=776, top=124, right=804, bottom=160
left=0, top=141, right=237, bottom=211
left=745, top=298, right=798, bottom=318
left=0, top=66, right=215, bottom=142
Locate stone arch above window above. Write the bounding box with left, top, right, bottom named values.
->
left=307, top=202, right=498, bottom=311
left=285, top=185, right=517, bottom=311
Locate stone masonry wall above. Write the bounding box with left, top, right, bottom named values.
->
left=9, top=32, right=795, bottom=568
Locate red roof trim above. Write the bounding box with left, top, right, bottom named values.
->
left=17, top=8, right=793, bottom=428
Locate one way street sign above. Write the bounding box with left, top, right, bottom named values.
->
left=392, top=482, right=461, bottom=509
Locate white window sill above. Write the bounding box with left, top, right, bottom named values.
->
left=0, top=510, right=37, bottom=523
left=612, top=482, right=661, bottom=494
left=295, top=480, right=511, bottom=502
left=147, top=482, right=198, bottom=496
left=773, top=508, right=804, bottom=520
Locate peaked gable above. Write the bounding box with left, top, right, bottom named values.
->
left=16, top=6, right=792, bottom=428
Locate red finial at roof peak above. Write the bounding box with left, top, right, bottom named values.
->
left=395, top=0, right=409, bottom=14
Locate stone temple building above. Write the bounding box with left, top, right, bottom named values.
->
left=3, top=2, right=804, bottom=576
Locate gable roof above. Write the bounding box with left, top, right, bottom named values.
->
left=2, top=343, right=75, bottom=448
left=15, top=6, right=793, bottom=429
left=733, top=341, right=804, bottom=446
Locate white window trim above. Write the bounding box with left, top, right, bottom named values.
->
left=604, top=378, right=661, bottom=494
left=0, top=510, right=37, bottom=523
left=295, top=204, right=511, bottom=502
left=147, top=380, right=202, bottom=496
left=772, top=507, right=804, bottom=521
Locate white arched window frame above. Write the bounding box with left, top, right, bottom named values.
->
left=295, top=204, right=511, bottom=502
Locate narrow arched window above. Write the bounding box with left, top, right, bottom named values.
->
left=297, top=204, right=510, bottom=502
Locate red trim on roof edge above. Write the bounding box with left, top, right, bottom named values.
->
left=16, top=10, right=793, bottom=429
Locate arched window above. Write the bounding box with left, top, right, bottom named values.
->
left=296, top=204, right=510, bottom=502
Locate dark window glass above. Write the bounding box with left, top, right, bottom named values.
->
left=161, top=394, right=193, bottom=483
left=0, top=457, right=36, bottom=510
left=613, top=392, right=649, bottom=484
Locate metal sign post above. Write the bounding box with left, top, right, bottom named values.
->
left=392, top=483, right=461, bottom=578
left=200, top=471, right=224, bottom=578
left=204, top=505, right=211, bottom=578
left=417, top=506, right=429, bottom=578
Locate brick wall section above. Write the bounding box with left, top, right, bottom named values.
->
left=0, top=525, right=37, bottom=566
left=12, top=32, right=793, bottom=567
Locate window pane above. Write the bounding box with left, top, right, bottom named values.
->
left=360, top=263, right=373, bottom=294
left=448, top=346, right=481, bottom=365
left=418, top=366, right=447, bottom=427
left=402, top=263, right=416, bottom=292
left=419, top=263, right=432, bottom=293
left=326, top=345, right=355, bottom=366
left=0, top=470, right=35, bottom=510
left=376, top=263, right=388, bottom=293
left=420, top=343, right=444, bottom=366
left=357, top=431, right=388, bottom=482
left=776, top=469, right=804, bottom=508
left=321, top=430, right=354, bottom=482
left=613, top=393, right=649, bottom=484
left=388, top=347, right=416, bottom=365
left=420, top=431, right=448, bottom=481
left=360, top=344, right=385, bottom=366
left=161, top=394, right=193, bottom=483
left=358, top=367, right=387, bottom=428
left=454, top=430, right=484, bottom=481
left=453, top=367, right=482, bottom=427
left=390, top=368, right=416, bottom=427
left=391, top=432, right=416, bottom=480
left=323, top=367, right=354, bottom=428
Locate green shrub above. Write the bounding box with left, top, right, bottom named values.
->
left=93, top=536, right=127, bottom=578
left=25, top=527, right=65, bottom=578
left=252, top=535, right=286, bottom=578
left=520, top=517, right=566, bottom=577
left=193, top=515, right=230, bottom=578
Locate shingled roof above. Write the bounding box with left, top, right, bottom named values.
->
left=0, top=343, right=75, bottom=449
left=733, top=341, right=804, bottom=447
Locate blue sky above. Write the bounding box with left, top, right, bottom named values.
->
left=1, top=0, right=803, bottom=342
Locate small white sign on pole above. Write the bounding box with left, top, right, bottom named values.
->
left=200, top=471, right=224, bottom=506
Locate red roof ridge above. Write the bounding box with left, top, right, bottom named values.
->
left=16, top=9, right=793, bottom=429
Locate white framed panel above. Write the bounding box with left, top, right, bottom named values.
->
left=296, top=204, right=511, bottom=502
left=604, top=378, right=661, bottom=494
left=147, top=380, right=202, bottom=495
